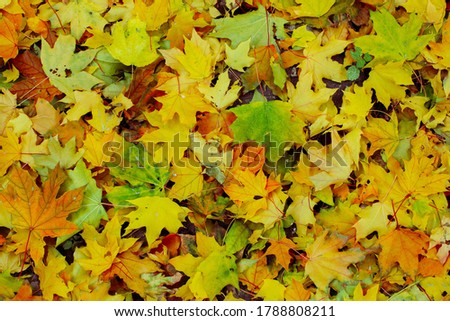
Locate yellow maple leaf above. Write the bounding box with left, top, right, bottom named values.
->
left=0, top=129, right=21, bottom=176
left=126, top=196, right=187, bottom=246
left=390, top=155, right=450, bottom=198
left=308, top=129, right=355, bottom=191
left=288, top=71, right=335, bottom=124
left=168, top=158, right=204, bottom=200
left=224, top=39, right=255, bottom=72
left=363, top=61, right=413, bottom=107
left=156, top=90, right=215, bottom=127
left=352, top=283, right=380, bottom=301
left=256, top=279, right=285, bottom=300
left=76, top=216, right=158, bottom=297
left=353, top=202, right=395, bottom=240
left=300, top=33, right=350, bottom=87
left=335, top=85, right=373, bottom=129
left=34, top=248, right=73, bottom=300
left=198, top=72, right=241, bottom=110
left=87, top=102, right=122, bottom=133
left=134, top=0, right=170, bottom=31
left=402, top=0, right=446, bottom=30
left=290, top=0, right=336, bottom=18
left=139, top=112, right=191, bottom=164
left=363, top=113, right=399, bottom=158
left=427, top=17, right=450, bottom=68
left=161, top=29, right=213, bottom=79
left=0, top=89, right=17, bottom=135
left=83, top=131, right=122, bottom=167
left=305, top=231, right=364, bottom=291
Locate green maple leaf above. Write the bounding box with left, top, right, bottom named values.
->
left=107, top=143, right=169, bottom=206
left=230, top=100, right=305, bottom=161
left=58, top=161, right=108, bottom=244
left=34, top=137, right=84, bottom=176
left=107, top=142, right=170, bottom=188
left=41, top=35, right=101, bottom=98
left=354, top=8, right=433, bottom=62
left=211, top=5, right=288, bottom=48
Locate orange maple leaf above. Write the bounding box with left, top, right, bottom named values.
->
left=265, top=237, right=297, bottom=270
left=0, top=165, right=84, bottom=263
left=379, top=228, right=429, bottom=277
left=0, top=15, right=19, bottom=61
left=11, top=51, right=62, bottom=101
left=285, top=278, right=311, bottom=301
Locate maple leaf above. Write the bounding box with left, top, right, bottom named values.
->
left=230, top=100, right=305, bottom=161
left=223, top=220, right=252, bottom=254
left=156, top=90, right=216, bottom=127
left=41, top=35, right=101, bottom=98
left=211, top=5, right=288, bottom=48
left=285, top=278, right=311, bottom=300
left=11, top=51, right=62, bottom=101
left=353, top=202, right=395, bottom=240
left=170, top=232, right=239, bottom=300
left=82, top=131, right=122, bottom=167
left=402, top=0, right=446, bottom=29
left=166, top=7, right=208, bottom=49
left=59, top=161, right=107, bottom=243
left=427, top=18, right=450, bottom=68
left=0, top=89, right=17, bottom=134
left=126, top=196, right=187, bottom=246
left=239, top=251, right=279, bottom=293
left=379, top=228, right=429, bottom=276
left=308, top=130, right=355, bottom=191
left=265, top=237, right=297, bottom=270
left=168, top=158, right=203, bottom=201
left=389, top=155, right=450, bottom=199
left=362, top=113, right=399, bottom=158
left=75, top=215, right=159, bottom=297
left=134, top=0, right=170, bottom=31
left=198, top=72, right=241, bottom=110
left=224, top=39, right=255, bottom=72
left=107, top=17, right=160, bottom=67
left=288, top=71, right=336, bottom=124
left=108, top=142, right=170, bottom=188
left=30, top=98, right=61, bottom=135
left=240, top=45, right=279, bottom=91
left=0, top=15, right=19, bottom=61
left=0, top=129, right=21, bottom=176
left=53, top=0, right=108, bottom=40
left=334, top=85, right=372, bottom=129
left=33, top=136, right=84, bottom=175
left=354, top=8, right=433, bottom=63
left=256, top=279, right=285, bottom=300
left=0, top=165, right=83, bottom=262
left=300, top=33, right=350, bottom=87
left=34, top=248, right=73, bottom=300
left=290, top=0, right=335, bottom=18
left=363, top=61, right=413, bottom=107
left=304, top=231, right=365, bottom=291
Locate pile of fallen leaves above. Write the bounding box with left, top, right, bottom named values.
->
left=0, top=0, right=449, bottom=301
